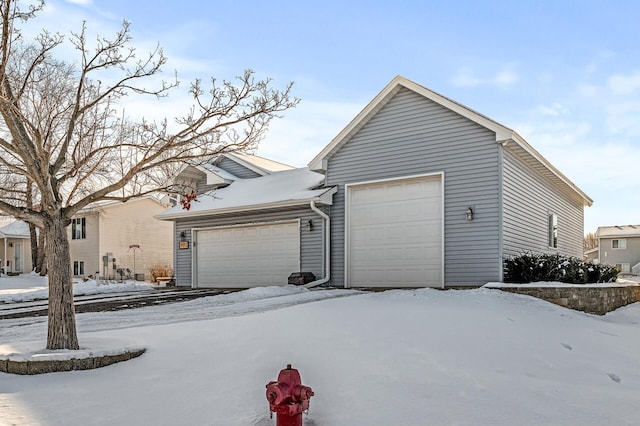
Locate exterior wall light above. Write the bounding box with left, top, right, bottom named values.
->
left=307, top=219, right=314, bottom=231
left=465, top=207, right=474, bottom=221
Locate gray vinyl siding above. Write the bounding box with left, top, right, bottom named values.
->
left=217, top=157, right=262, bottom=179
left=173, top=206, right=325, bottom=287
left=326, top=87, right=501, bottom=287
left=597, top=237, right=640, bottom=269
left=195, top=180, right=216, bottom=195
left=502, top=146, right=584, bottom=259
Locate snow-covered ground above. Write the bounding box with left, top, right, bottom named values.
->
left=0, top=273, right=156, bottom=303
left=1, top=275, right=639, bottom=425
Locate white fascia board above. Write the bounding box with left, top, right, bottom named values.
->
left=223, top=153, right=270, bottom=176
left=508, top=133, right=593, bottom=207
left=156, top=193, right=336, bottom=221
left=204, top=169, right=234, bottom=186
left=308, top=75, right=515, bottom=172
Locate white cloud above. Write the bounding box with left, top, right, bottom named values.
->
left=536, top=102, right=570, bottom=116
left=608, top=71, right=640, bottom=95
left=605, top=101, right=640, bottom=136
left=64, top=0, right=92, bottom=5
left=579, top=84, right=598, bottom=97
left=451, top=66, right=519, bottom=88
left=258, top=100, right=365, bottom=167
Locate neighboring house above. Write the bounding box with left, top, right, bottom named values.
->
left=0, top=218, right=33, bottom=274
left=69, top=197, right=174, bottom=280
left=159, top=76, right=592, bottom=289
left=594, top=225, right=640, bottom=273
left=584, top=247, right=599, bottom=263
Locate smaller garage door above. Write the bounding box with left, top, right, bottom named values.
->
left=194, top=221, right=300, bottom=288
left=347, top=174, right=443, bottom=288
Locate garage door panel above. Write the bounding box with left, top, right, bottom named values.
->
left=196, top=221, right=300, bottom=288
left=348, top=175, right=442, bottom=288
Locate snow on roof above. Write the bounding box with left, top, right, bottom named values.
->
left=198, top=163, right=238, bottom=182
left=158, top=167, right=334, bottom=219
left=0, top=219, right=31, bottom=238
left=77, top=195, right=170, bottom=214
left=595, top=224, right=640, bottom=238
left=226, top=152, right=294, bottom=173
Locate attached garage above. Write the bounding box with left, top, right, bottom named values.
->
left=193, top=220, right=300, bottom=288
left=345, top=174, right=443, bottom=288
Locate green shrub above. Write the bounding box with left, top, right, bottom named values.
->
left=503, top=252, right=619, bottom=284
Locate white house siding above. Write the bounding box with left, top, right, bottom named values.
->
left=0, top=239, right=33, bottom=273
left=174, top=206, right=326, bottom=287
left=502, top=145, right=584, bottom=260
left=325, top=87, right=501, bottom=287
left=68, top=212, right=100, bottom=277
left=97, top=199, right=174, bottom=280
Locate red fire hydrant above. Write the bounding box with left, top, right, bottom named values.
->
left=266, top=364, right=314, bottom=426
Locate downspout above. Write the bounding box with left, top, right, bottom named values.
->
left=304, top=201, right=330, bottom=288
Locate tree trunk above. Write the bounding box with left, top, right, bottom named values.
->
left=28, top=222, right=38, bottom=271
left=45, top=213, right=79, bottom=350
left=36, top=229, right=46, bottom=274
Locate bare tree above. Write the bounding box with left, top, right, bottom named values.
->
left=0, top=0, right=298, bottom=349
left=584, top=232, right=598, bottom=252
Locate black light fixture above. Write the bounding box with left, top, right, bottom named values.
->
left=307, top=220, right=313, bottom=231
left=180, top=231, right=186, bottom=241
left=465, top=207, right=474, bottom=221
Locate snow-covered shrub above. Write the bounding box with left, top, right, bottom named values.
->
left=503, top=253, right=619, bottom=284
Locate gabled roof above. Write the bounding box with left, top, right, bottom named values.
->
left=76, top=195, right=171, bottom=215
left=158, top=167, right=336, bottom=220
left=223, top=152, right=294, bottom=175
left=174, top=152, right=294, bottom=186
left=596, top=225, right=640, bottom=238
left=0, top=219, right=31, bottom=239
left=308, top=75, right=593, bottom=207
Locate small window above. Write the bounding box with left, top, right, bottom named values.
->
left=548, top=214, right=558, bottom=248
left=72, top=218, right=86, bottom=240
left=612, top=239, right=626, bottom=249
left=73, top=261, right=85, bottom=276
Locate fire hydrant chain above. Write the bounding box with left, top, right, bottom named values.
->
left=266, top=364, right=314, bottom=426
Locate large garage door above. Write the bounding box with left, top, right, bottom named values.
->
left=347, top=174, right=442, bottom=288
left=194, top=221, right=300, bottom=288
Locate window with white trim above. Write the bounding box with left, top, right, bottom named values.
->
left=612, top=239, right=626, bottom=249
left=73, top=261, right=85, bottom=276
left=548, top=214, right=558, bottom=248
left=72, top=218, right=86, bottom=240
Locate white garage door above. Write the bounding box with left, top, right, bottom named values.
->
left=347, top=174, right=442, bottom=288
left=194, top=221, right=300, bottom=288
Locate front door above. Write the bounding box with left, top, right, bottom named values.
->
left=13, top=242, right=22, bottom=272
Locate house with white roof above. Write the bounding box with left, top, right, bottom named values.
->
left=594, top=225, right=640, bottom=274
left=69, top=197, right=174, bottom=280
left=0, top=218, right=32, bottom=274
left=159, top=76, right=592, bottom=289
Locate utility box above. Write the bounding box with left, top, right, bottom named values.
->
left=287, top=272, right=316, bottom=285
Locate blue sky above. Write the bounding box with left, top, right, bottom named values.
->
left=22, top=0, right=640, bottom=233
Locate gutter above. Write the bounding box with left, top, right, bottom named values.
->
left=156, top=188, right=337, bottom=221
left=304, top=201, right=330, bottom=288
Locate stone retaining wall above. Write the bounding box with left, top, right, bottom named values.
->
left=497, top=285, right=640, bottom=315
left=0, top=348, right=146, bottom=375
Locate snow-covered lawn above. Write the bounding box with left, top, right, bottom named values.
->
left=0, top=273, right=156, bottom=303
left=1, top=275, right=639, bottom=425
